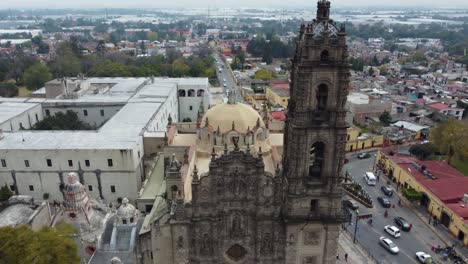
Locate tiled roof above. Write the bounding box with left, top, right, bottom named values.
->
left=389, top=155, right=468, bottom=221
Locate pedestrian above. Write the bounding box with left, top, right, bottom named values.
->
left=336, top=254, right=340, bottom=260
left=345, top=253, right=348, bottom=262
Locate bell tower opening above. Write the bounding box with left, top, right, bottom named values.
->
left=316, top=84, right=328, bottom=111
left=320, top=50, right=329, bottom=63
left=309, top=142, right=325, bottom=179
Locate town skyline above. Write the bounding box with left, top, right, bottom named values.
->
left=2, top=0, right=468, bottom=9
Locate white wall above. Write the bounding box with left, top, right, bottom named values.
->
left=0, top=104, right=43, bottom=132
left=146, top=87, right=179, bottom=132
left=178, top=83, right=210, bottom=122
left=42, top=104, right=124, bottom=128
left=0, top=148, right=141, bottom=203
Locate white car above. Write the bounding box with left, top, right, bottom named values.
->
left=379, top=236, right=399, bottom=254
left=415, top=252, right=433, bottom=263
left=384, top=225, right=401, bottom=238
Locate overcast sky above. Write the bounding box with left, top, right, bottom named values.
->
left=3, top=0, right=468, bottom=9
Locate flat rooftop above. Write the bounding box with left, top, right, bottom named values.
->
left=0, top=102, right=40, bottom=124
left=0, top=77, right=208, bottom=151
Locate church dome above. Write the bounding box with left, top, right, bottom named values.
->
left=116, top=198, right=136, bottom=221
left=201, top=103, right=265, bottom=133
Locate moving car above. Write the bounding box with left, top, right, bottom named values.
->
left=364, top=172, right=377, bottom=186
left=384, top=225, right=401, bottom=238
left=415, top=252, right=433, bottom=263
left=394, top=217, right=412, bottom=231
left=223, top=83, right=227, bottom=87
left=358, top=152, right=371, bottom=159
left=381, top=186, right=393, bottom=196
left=379, top=236, right=399, bottom=254
left=377, top=196, right=391, bottom=208
left=342, top=199, right=360, bottom=210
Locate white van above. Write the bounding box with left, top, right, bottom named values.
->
left=364, top=172, right=377, bottom=186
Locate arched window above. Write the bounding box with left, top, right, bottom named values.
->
left=188, top=89, right=195, bottom=97
left=178, top=90, right=186, bottom=97
left=309, top=142, right=325, bottom=179
left=320, top=50, right=329, bottom=63
left=171, top=185, right=178, bottom=199
left=316, top=84, right=328, bottom=111
left=197, top=89, right=205, bottom=97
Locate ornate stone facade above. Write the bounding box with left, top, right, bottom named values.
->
left=138, top=1, right=349, bottom=263
left=187, top=145, right=284, bottom=263
left=283, top=0, right=350, bottom=263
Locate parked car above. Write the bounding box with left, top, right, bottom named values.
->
left=384, top=225, right=401, bottom=238
left=223, top=83, right=227, bottom=87
left=415, top=252, right=433, bottom=263
left=357, top=153, right=371, bottom=159
left=342, top=199, right=360, bottom=210
left=377, top=196, right=391, bottom=208
left=381, top=186, right=393, bottom=196
left=379, top=236, right=399, bottom=254
left=394, top=217, right=412, bottom=231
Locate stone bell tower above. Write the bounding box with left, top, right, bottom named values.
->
left=282, top=0, right=350, bottom=263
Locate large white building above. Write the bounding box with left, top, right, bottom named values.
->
left=0, top=77, right=209, bottom=204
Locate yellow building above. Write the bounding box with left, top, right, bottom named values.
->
left=265, top=85, right=289, bottom=108
left=345, top=127, right=384, bottom=152
left=377, top=151, right=468, bottom=246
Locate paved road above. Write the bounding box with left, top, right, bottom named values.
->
left=344, top=152, right=445, bottom=264
left=213, top=52, right=244, bottom=103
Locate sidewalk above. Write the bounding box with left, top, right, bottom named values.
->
left=337, top=230, right=376, bottom=264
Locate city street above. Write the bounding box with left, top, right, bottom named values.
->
left=213, top=52, right=244, bottom=103
left=344, top=152, right=445, bottom=264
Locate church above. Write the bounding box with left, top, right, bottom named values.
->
left=137, top=1, right=350, bottom=263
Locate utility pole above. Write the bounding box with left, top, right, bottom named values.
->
left=354, top=213, right=372, bottom=243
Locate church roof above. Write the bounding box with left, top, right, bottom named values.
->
left=200, top=102, right=265, bottom=133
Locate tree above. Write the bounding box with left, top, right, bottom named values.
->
left=368, top=67, right=375, bottom=76
left=32, top=110, right=94, bottom=130
left=409, top=143, right=436, bottom=160
left=0, top=82, right=18, bottom=97
left=431, top=119, right=468, bottom=164
left=147, top=31, right=158, bottom=42
left=23, top=64, right=52, bottom=91
left=172, top=59, right=190, bottom=77
left=0, top=224, right=80, bottom=264
left=0, top=183, right=13, bottom=201
left=254, top=69, right=274, bottom=80
left=379, top=111, right=392, bottom=126
left=49, top=43, right=81, bottom=77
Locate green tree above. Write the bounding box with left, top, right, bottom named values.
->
left=379, top=111, right=392, bottom=126
left=172, top=59, right=190, bottom=77
left=90, top=60, right=132, bottom=77
left=409, top=143, right=436, bottom=160
left=431, top=119, right=468, bottom=165
left=0, top=183, right=13, bottom=201
left=23, top=64, right=52, bottom=91
left=32, top=110, right=94, bottom=130
left=411, top=52, right=426, bottom=62
left=49, top=43, right=81, bottom=77
left=0, top=82, right=18, bottom=97
left=368, top=67, right=375, bottom=76
left=147, top=31, right=158, bottom=42
left=254, top=68, right=274, bottom=80
left=0, top=224, right=80, bottom=264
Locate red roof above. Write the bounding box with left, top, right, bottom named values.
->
left=389, top=155, right=468, bottom=221
left=271, top=83, right=290, bottom=89
left=427, top=102, right=461, bottom=111
left=269, top=110, right=286, bottom=122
